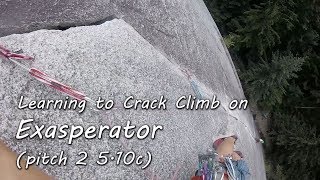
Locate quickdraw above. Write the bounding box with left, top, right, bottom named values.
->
left=0, top=44, right=94, bottom=104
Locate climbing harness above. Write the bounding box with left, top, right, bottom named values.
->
left=196, top=150, right=222, bottom=180
left=195, top=150, right=243, bottom=180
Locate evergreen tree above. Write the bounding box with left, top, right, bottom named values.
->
left=235, top=0, right=297, bottom=58
left=204, top=0, right=320, bottom=179
left=271, top=113, right=320, bottom=179
left=241, top=52, right=305, bottom=109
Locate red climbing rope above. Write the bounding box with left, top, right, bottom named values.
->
left=0, top=44, right=89, bottom=102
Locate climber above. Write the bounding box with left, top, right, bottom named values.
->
left=192, top=135, right=250, bottom=180
left=0, top=139, right=52, bottom=180
left=214, top=135, right=241, bottom=160
left=215, top=135, right=250, bottom=180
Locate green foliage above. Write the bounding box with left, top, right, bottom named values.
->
left=271, top=113, right=320, bottom=179
left=204, top=0, right=320, bottom=179
left=204, top=0, right=253, bottom=34
left=235, top=1, right=297, bottom=57
left=265, top=161, right=287, bottom=180
left=223, top=34, right=238, bottom=48
left=241, top=53, right=305, bottom=109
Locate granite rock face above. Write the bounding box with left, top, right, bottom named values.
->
left=0, top=0, right=266, bottom=179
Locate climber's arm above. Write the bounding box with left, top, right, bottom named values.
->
left=0, top=139, right=52, bottom=180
